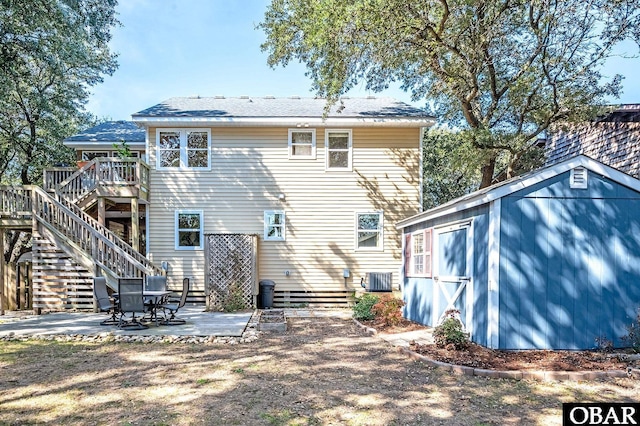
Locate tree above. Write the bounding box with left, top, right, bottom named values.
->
left=260, top=0, right=640, bottom=188
left=0, top=0, right=118, bottom=267
left=0, top=0, right=118, bottom=184
left=421, top=129, right=481, bottom=209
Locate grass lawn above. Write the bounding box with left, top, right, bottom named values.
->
left=0, top=317, right=637, bottom=425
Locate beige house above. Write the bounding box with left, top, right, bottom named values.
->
left=0, top=96, right=433, bottom=311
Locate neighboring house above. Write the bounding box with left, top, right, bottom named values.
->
left=0, top=96, right=433, bottom=311
left=546, top=104, right=640, bottom=177
left=397, top=155, right=640, bottom=350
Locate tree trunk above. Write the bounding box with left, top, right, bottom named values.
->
left=479, top=155, right=497, bottom=189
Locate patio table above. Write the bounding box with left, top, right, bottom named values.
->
left=143, top=290, right=172, bottom=325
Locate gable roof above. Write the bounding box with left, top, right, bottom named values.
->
left=64, top=121, right=145, bottom=146
left=132, top=96, right=434, bottom=127
left=397, top=155, right=640, bottom=229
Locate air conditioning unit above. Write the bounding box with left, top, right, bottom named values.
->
left=363, top=272, right=393, bottom=292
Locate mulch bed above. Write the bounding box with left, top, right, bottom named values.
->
left=409, top=342, right=632, bottom=371
left=360, top=317, right=636, bottom=371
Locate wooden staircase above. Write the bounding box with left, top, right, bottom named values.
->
left=32, top=234, right=94, bottom=310
left=0, top=158, right=160, bottom=311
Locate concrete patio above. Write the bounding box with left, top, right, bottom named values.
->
left=0, top=305, right=253, bottom=338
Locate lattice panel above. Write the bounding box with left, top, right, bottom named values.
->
left=205, top=234, right=256, bottom=311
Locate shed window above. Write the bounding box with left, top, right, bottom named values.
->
left=407, top=229, right=432, bottom=277
left=288, top=129, right=316, bottom=159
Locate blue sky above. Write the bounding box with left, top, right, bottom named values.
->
left=87, top=0, right=640, bottom=121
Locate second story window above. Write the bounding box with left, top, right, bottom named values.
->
left=326, top=130, right=352, bottom=170
left=288, top=129, right=316, bottom=159
left=157, top=129, right=211, bottom=170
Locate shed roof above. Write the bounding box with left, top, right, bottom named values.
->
left=397, top=155, right=640, bottom=229
left=64, top=121, right=145, bottom=146
left=132, top=96, right=434, bottom=128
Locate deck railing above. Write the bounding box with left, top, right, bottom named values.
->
left=43, top=168, right=76, bottom=192
left=54, top=158, right=150, bottom=204
left=0, top=186, right=33, bottom=216
left=32, top=186, right=162, bottom=278
left=1, top=184, right=162, bottom=280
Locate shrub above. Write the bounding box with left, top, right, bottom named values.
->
left=353, top=293, right=380, bottom=320
left=433, top=310, right=469, bottom=350
left=594, top=336, right=613, bottom=353
left=622, top=308, right=640, bottom=353
left=221, top=283, right=247, bottom=312
left=371, top=294, right=406, bottom=326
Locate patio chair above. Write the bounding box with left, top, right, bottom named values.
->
left=93, top=277, right=118, bottom=326
left=160, top=278, right=189, bottom=325
left=145, top=275, right=167, bottom=291
left=144, top=275, right=168, bottom=324
left=118, top=278, right=148, bottom=329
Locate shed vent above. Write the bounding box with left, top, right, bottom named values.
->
left=365, top=272, right=393, bottom=292
left=570, top=167, right=588, bottom=189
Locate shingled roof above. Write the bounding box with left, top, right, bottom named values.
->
left=546, top=104, right=640, bottom=178
left=132, top=96, right=434, bottom=127
left=64, top=121, right=145, bottom=145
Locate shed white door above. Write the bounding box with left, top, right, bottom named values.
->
left=432, top=222, right=473, bottom=332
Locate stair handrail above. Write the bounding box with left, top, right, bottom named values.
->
left=55, top=159, right=99, bottom=203
left=52, top=158, right=160, bottom=275
left=31, top=186, right=163, bottom=277
left=55, top=157, right=150, bottom=204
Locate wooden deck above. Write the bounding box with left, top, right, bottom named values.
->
left=0, top=158, right=161, bottom=312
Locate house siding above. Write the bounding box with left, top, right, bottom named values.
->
left=146, top=126, right=421, bottom=294
left=499, top=170, right=640, bottom=349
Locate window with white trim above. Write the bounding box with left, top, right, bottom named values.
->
left=356, top=212, right=383, bottom=250
left=264, top=211, right=285, bottom=241
left=81, top=151, right=109, bottom=161
left=326, top=129, right=352, bottom=170
left=175, top=210, right=203, bottom=250
left=157, top=129, right=211, bottom=169
left=407, top=229, right=432, bottom=277
left=288, top=129, right=316, bottom=159
left=82, top=151, right=142, bottom=161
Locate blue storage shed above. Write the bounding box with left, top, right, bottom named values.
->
left=397, top=155, right=640, bottom=350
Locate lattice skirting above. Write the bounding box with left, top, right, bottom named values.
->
left=205, top=234, right=257, bottom=311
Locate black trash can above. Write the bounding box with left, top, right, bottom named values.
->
left=259, top=280, right=276, bottom=309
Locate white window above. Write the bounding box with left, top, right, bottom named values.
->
left=157, top=129, right=211, bottom=169
left=81, top=151, right=109, bottom=161
left=264, top=211, right=285, bottom=241
left=175, top=210, right=203, bottom=250
left=288, top=129, right=316, bottom=159
left=356, top=212, right=383, bottom=250
left=112, top=150, right=140, bottom=158
left=406, top=229, right=432, bottom=277
left=325, top=130, right=352, bottom=170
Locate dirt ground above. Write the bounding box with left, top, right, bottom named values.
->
left=0, top=317, right=639, bottom=426
left=361, top=317, right=638, bottom=372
